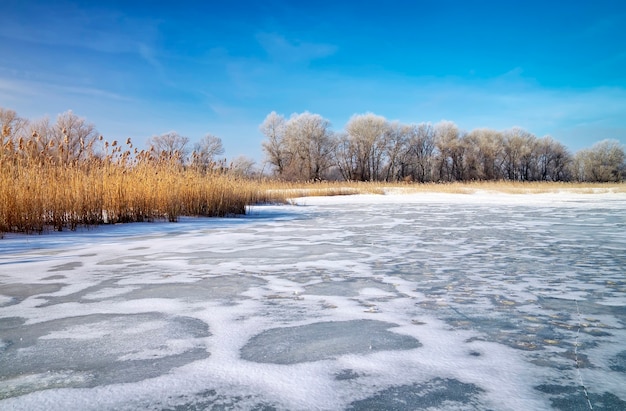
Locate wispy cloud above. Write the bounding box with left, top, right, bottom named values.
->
left=0, top=3, right=162, bottom=63
left=256, top=32, right=337, bottom=65
left=137, top=43, right=162, bottom=70
left=0, top=73, right=130, bottom=102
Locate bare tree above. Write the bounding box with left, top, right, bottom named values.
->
left=344, top=113, right=389, bottom=181
left=462, top=131, right=484, bottom=181
left=333, top=132, right=359, bottom=181
left=434, top=121, right=464, bottom=181
left=406, top=123, right=436, bottom=183
left=0, top=108, right=27, bottom=145
left=474, top=129, right=505, bottom=181
left=502, top=128, right=537, bottom=181
left=192, top=134, right=224, bottom=171
left=228, top=155, right=256, bottom=177
left=283, top=112, right=336, bottom=181
left=384, top=121, right=410, bottom=181
left=260, top=111, right=288, bottom=176
left=22, top=117, right=55, bottom=162
left=0, top=108, right=28, bottom=161
left=147, top=131, right=190, bottom=164
left=536, top=136, right=571, bottom=181
left=570, top=149, right=588, bottom=182
left=51, top=111, right=100, bottom=164
left=572, top=139, right=625, bottom=182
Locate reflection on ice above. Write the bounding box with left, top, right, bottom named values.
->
left=0, top=192, right=625, bottom=410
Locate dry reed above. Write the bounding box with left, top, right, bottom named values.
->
left=256, top=180, right=626, bottom=197
left=0, top=140, right=285, bottom=236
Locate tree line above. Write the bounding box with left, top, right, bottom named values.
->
left=260, top=111, right=626, bottom=183
left=2, top=106, right=624, bottom=183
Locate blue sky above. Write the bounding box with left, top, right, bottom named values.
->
left=1, top=0, right=625, bottom=161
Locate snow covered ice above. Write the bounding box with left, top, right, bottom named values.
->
left=1, top=191, right=625, bottom=410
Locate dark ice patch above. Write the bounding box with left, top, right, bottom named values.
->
left=160, top=389, right=277, bottom=411
left=0, top=316, right=25, bottom=330
left=38, top=275, right=267, bottom=307
left=335, top=369, right=361, bottom=381
left=0, top=313, right=210, bottom=399
left=536, top=384, right=626, bottom=411
left=48, top=261, right=83, bottom=272
left=121, top=275, right=267, bottom=301
left=347, top=378, right=484, bottom=410
left=0, top=283, right=65, bottom=305
left=609, top=351, right=626, bottom=373
left=36, top=278, right=121, bottom=307
left=41, top=274, right=66, bottom=280
left=537, top=296, right=626, bottom=317
left=240, top=320, right=420, bottom=364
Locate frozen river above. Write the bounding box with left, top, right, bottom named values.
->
left=1, top=192, right=625, bottom=410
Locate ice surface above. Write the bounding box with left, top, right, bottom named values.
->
left=0, top=313, right=209, bottom=398
left=0, top=191, right=625, bottom=410
left=240, top=320, right=421, bottom=364
left=346, top=377, right=484, bottom=410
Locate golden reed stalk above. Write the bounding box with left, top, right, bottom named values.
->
left=0, top=140, right=283, bottom=235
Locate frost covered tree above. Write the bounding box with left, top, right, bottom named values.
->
left=147, top=131, right=190, bottom=164
left=535, top=136, right=571, bottom=181
left=23, top=117, right=55, bottom=161
left=283, top=112, right=336, bottom=181
left=260, top=111, right=288, bottom=177
left=461, top=131, right=484, bottom=181
left=405, top=123, right=436, bottom=182
left=52, top=111, right=100, bottom=164
left=228, top=155, right=256, bottom=177
left=0, top=108, right=28, bottom=162
left=383, top=121, right=411, bottom=181
left=344, top=113, right=390, bottom=181
left=334, top=132, right=359, bottom=181
left=434, top=121, right=464, bottom=181
left=501, top=128, right=537, bottom=181
left=572, top=140, right=625, bottom=182
left=0, top=108, right=27, bottom=146
left=471, top=128, right=505, bottom=181
left=261, top=111, right=335, bottom=180
left=192, top=134, right=224, bottom=171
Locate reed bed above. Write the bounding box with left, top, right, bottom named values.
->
left=0, top=142, right=285, bottom=236
left=257, top=180, right=387, bottom=198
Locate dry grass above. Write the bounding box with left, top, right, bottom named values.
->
left=407, top=180, right=626, bottom=194
left=258, top=180, right=626, bottom=197
left=0, top=143, right=286, bottom=235
left=257, top=181, right=387, bottom=197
